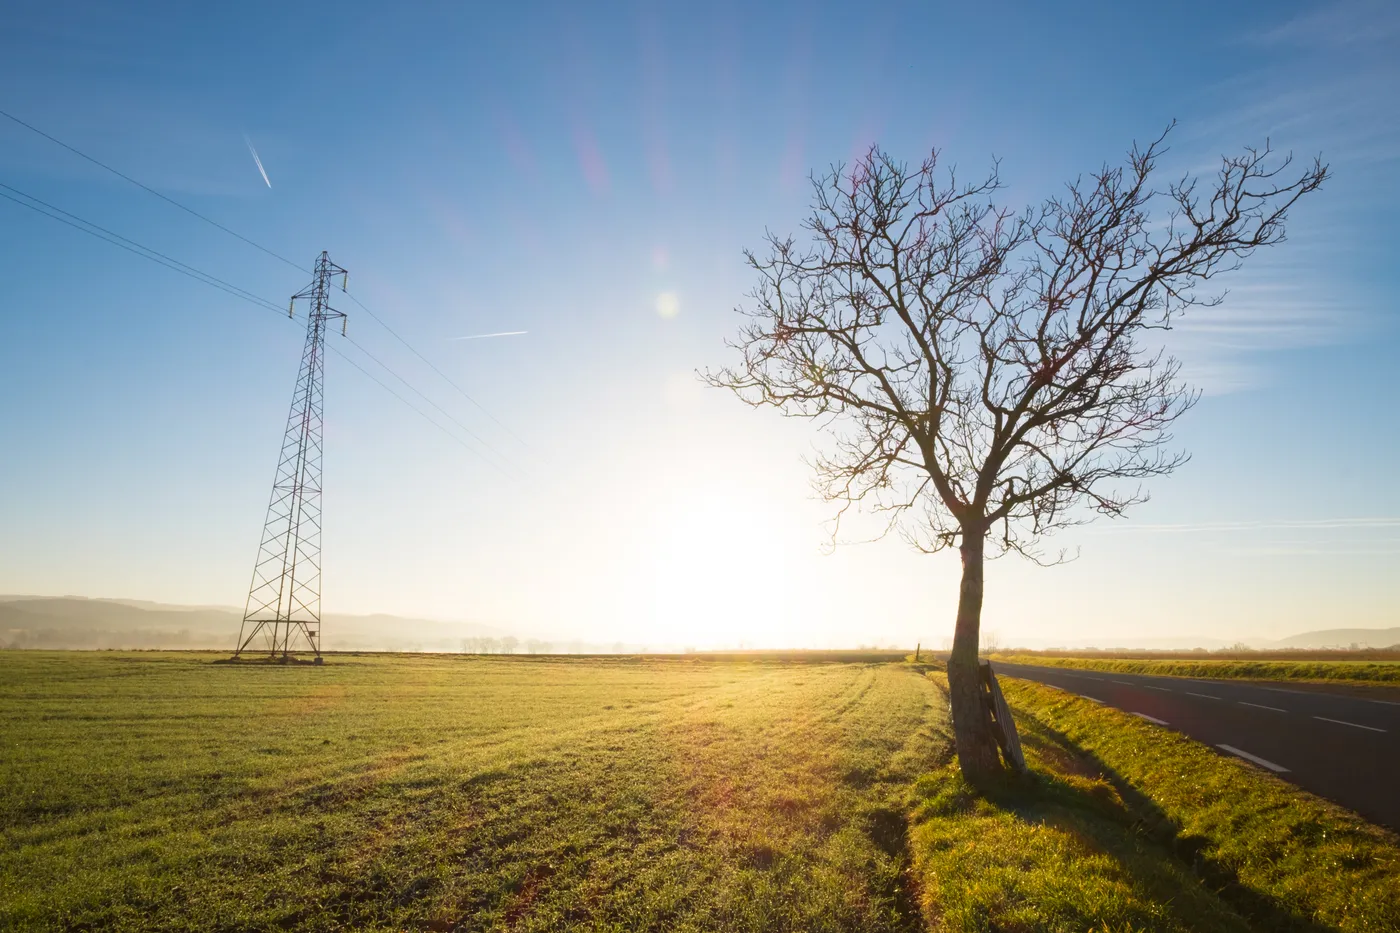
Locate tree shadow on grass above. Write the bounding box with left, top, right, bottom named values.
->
left=986, top=712, right=1339, bottom=933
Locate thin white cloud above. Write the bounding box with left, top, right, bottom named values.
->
left=1221, top=545, right=1400, bottom=557
left=1092, top=518, right=1400, bottom=534
left=1249, top=0, right=1400, bottom=49
left=1155, top=2, right=1400, bottom=395
left=1175, top=287, right=1355, bottom=345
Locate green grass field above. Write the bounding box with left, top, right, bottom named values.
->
left=3, top=652, right=1398, bottom=932
left=990, top=654, right=1400, bottom=687
left=2, top=652, right=941, bottom=932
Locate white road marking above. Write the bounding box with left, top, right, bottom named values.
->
left=1132, top=712, right=1169, bottom=725
left=1112, top=680, right=1135, bottom=685
left=1258, top=686, right=1400, bottom=707
left=1186, top=692, right=1221, bottom=700
left=1143, top=685, right=1172, bottom=692
left=1260, top=686, right=1313, bottom=696
left=1239, top=701, right=1287, bottom=712
left=1217, top=744, right=1290, bottom=773
left=1077, top=695, right=1104, bottom=704
left=1313, top=716, right=1387, bottom=733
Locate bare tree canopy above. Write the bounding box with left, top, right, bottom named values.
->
left=707, top=126, right=1327, bottom=779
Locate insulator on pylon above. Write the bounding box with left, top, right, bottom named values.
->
left=342, top=272, right=348, bottom=291
left=288, top=298, right=295, bottom=318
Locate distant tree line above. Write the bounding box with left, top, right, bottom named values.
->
left=457, top=638, right=661, bottom=655
left=459, top=636, right=556, bottom=654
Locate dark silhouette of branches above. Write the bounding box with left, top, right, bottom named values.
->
left=706, top=126, right=1327, bottom=779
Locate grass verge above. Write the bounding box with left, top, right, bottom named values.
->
left=997, top=677, right=1400, bottom=931
left=990, top=654, right=1400, bottom=687
left=910, top=672, right=1400, bottom=932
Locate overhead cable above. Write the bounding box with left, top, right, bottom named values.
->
left=0, top=186, right=285, bottom=315
left=0, top=107, right=307, bottom=273
left=0, top=184, right=499, bottom=465
left=2, top=107, right=527, bottom=452
left=342, top=332, right=514, bottom=469
left=344, top=291, right=531, bottom=450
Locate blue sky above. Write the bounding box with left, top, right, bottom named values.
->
left=1, top=0, right=1396, bottom=648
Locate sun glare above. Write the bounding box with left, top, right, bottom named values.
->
left=645, top=495, right=795, bottom=648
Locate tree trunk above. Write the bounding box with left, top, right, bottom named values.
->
left=946, top=528, right=1003, bottom=782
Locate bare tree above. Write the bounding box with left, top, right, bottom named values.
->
left=705, top=127, right=1326, bottom=780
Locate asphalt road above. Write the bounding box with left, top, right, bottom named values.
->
left=992, top=661, right=1400, bottom=830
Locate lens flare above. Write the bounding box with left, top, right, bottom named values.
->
left=656, top=291, right=679, bottom=318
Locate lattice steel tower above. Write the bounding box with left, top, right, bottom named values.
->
left=233, top=252, right=347, bottom=661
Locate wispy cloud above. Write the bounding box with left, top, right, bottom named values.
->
left=1221, top=545, right=1400, bottom=557
left=1249, top=0, right=1400, bottom=49
left=1090, top=518, right=1400, bottom=557
left=1159, top=1, right=1400, bottom=394
left=1175, top=282, right=1357, bottom=346
left=1163, top=276, right=1366, bottom=393
left=1092, top=518, right=1400, bottom=534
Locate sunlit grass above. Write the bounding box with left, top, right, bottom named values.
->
left=991, top=654, right=1400, bottom=686
left=911, top=673, right=1255, bottom=933
left=949, top=675, right=1400, bottom=932
left=5, top=652, right=1398, bottom=932
left=0, top=652, right=940, bottom=932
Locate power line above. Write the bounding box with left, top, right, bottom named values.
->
left=0, top=182, right=284, bottom=314
left=2, top=107, right=527, bottom=453
left=0, top=185, right=501, bottom=464
left=327, top=344, right=507, bottom=473
left=0, top=107, right=307, bottom=273
left=0, top=187, right=285, bottom=315
left=343, top=291, right=532, bottom=450
left=341, top=332, right=515, bottom=469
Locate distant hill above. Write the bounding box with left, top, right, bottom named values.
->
left=0, top=596, right=502, bottom=652
left=1269, top=627, right=1400, bottom=650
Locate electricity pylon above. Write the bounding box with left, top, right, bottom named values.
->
left=233, top=252, right=348, bottom=662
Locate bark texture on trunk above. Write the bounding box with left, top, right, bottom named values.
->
left=946, top=528, right=1003, bottom=782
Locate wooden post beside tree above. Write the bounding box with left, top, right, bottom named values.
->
left=705, top=126, right=1325, bottom=782
left=982, top=661, right=1025, bottom=773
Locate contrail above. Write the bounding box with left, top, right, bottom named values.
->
left=244, top=134, right=272, bottom=188
left=449, top=331, right=528, bottom=341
